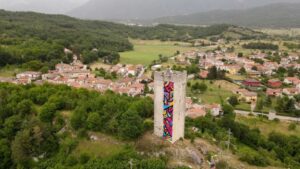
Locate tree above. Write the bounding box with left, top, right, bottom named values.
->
left=238, top=67, right=247, bottom=75
left=222, top=104, right=235, bottom=117
left=118, top=110, right=144, bottom=139
left=238, top=52, right=243, bottom=58
left=39, top=103, right=57, bottom=123
left=198, top=83, right=208, bottom=93
left=3, top=115, right=22, bottom=139
left=191, top=82, right=207, bottom=93
left=208, top=66, right=218, bottom=79
left=71, top=107, right=87, bottom=130
left=186, top=64, right=200, bottom=74
left=17, top=99, right=34, bottom=116
left=228, top=96, right=239, bottom=107
left=208, top=66, right=226, bottom=80
left=252, top=66, right=258, bottom=71
left=288, top=123, right=297, bottom=131
left=143, top=83, right=150, bottom=95
left=11, top=129, right=32, bottom=168
left=87, top=112, right=102, bottom=131
left=0, top=139, right=12, bottom=169
left=256, top=99, right=264, bottom=112
left=264, top=96, right=272, bottom=107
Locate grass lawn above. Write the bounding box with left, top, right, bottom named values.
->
left=235, top=103, right=251, bottom=111
left=0, top=65, right=24, bottom=77
left=226, top=74, right=246, bottom=81
left=120, top=39, right=196, bottom=65
left=236, top=115, right=300, bottom=138
left=187, top=80, right=237, bottom=104
left=73, top=133, right=125, bottom=158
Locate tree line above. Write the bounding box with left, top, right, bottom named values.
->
left=242, top=42, right=279, bottom=50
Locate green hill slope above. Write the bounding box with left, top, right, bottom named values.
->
left=0, top=10, right=265, bottom=68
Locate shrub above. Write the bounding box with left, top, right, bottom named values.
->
left=288, top=123, right=297, bottom=131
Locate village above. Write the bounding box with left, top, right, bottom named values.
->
left=175, top=48, right=300, bottom=118
left=1, top=46, right=300, bottom=120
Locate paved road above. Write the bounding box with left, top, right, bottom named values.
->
left=235, top=110, right=300, bottom=122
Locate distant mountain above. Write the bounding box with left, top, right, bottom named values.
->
left=68, top=0, right=300, bottom=20
left=150, top=3, right=300, bottom=28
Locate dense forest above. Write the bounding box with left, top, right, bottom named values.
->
left=0, top=10, right=265, bottom=68
left=0, top=83, right=164, bottom=169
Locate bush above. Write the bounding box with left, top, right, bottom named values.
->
left=65, top=155, right=78, bottom=166
left=288, top=123, right=297, bottom=131
left=143, top=119, right=154, bottom=131
left=228, top=96, right=239, bottom=107
left=216, top=160, right=230, bottom=169
left=79, top=153, right=90, bottom=164
left=240, top=151, right=269, bottom=166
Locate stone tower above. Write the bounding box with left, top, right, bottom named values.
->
left=154, top=70, right=187, bottom=143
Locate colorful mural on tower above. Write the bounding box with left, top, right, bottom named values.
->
left=163, top=81, right=174, bottom=141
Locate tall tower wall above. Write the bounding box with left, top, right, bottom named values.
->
left=154, top=70, right=187, bottom=143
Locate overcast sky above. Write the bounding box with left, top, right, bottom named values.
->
left=0, top=0, right=299, bottom=18
left=0, top=0, right=89, bottom=14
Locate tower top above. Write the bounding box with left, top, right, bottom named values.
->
left=154, top=70, right=187, bottom=83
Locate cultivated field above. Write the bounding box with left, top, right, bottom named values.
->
left=119, top=39, right=196, bottom=65
left=257, top=28, right=300, bottom=36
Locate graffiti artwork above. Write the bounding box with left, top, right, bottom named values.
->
left=163, top=81, right=174, bottom=141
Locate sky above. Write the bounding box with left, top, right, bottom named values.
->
left=0, top=0, right=89, bottom=14
left=0, top=0, right=299, bottom=19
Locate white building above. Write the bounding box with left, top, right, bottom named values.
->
left=16, top=71, right=41, bottom=80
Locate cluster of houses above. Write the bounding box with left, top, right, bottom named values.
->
left=185, top=97, right=223, bottom=119
left=102, top=63, right=145, bottom=77
left=177, top=50, right=300, bottom=78
left=0, top=58, right=151, bottom=97
left=0, top=71, right=42, bottom=85
left=266, top=77, right=300, bottom=97
left=176, top=50, right=300, bottom=101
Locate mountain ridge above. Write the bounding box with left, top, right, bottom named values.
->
left=67, top=0, right=300, bottom=20
left=148, top=3, right=300, bottom=28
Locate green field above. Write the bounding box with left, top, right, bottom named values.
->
left=0, top=65, right=24, bottom=77
left=257, top=28, right=300, bottom=36
left=236, top=115, right=300, bottom=138
left=73, top=133, right=125, bottom=158
left=120, top=39, right=196, bottom=65
left=187, top=80, right=238, bottom=104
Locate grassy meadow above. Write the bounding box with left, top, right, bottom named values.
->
left=119, top=39, right=196, bottom=65
left=257, top=28, right=300, bottom=36
left=0, top=65, right=24, bottom=77
left=187, top=80, right=239, bottom=104
left=236, top=115, right=300, bottom=138
left=73, top=136, right=125, bottom=158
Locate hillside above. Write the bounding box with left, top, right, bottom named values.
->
left=68, top=0, right=300, bottom=20
left=0, top=10, right=265, bottom=69
left=151, top=3, right=300, bottom=28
